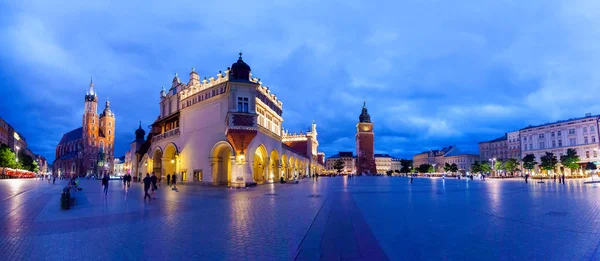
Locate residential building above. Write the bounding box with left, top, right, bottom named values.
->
left=478, top=135, right=509, bottom=162
left=507, top=130, right=521, bottom=159
left=413, top=146, right=456, bottom=171
left=520, top=113, right=600, bottom=173
left=374, top=154, right=393, bottom=174
left=442, top=150, right=480, bottom=172
left=325, top=152, right=355, bottom=174
left=391, top=157, right=402, bottom=172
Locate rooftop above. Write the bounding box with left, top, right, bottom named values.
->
left=520, top=114, right=599, bottom=131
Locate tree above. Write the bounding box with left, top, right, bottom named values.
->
left=418, top=164, right=431, bottom=173
left=394, top=169, right=400, bottom=175
left=560, top=148, right=580, bottom=175
left=0, top=144, right=18, bottom=168
left=522, top=154, right=537, bottom=175
left=471, top=161, right=482, bottom=174
left=540, top=152, right=558, bottom=176
left=480, top=161, right=492, bottom=174
left=450, top=163, right=458, bottom=173
left=18, top=152, right=36, bottom=172
left=443, top=163, right=452, bottom=173
left=504, top=158, right=519, bottom=175
left=586, top=162, right=597, bottom=180
left=400, top=159, right=413, bottom=173
left=494, top=160, right=506, bottom=175
left=428, top=165, right=435, bottom=173
left=333, top=159, right=345, bottom=174
left=386, top=170, right=393, bottom=176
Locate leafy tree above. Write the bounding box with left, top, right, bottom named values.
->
left=560, top=148, right=580, bottom=175
left=586, top=162, right=597, bottom=172
left=333, top=159, right=345, bottom=174
left=386, top=170, right=393, bottom=176
left=450, top=163, right=458, bottom=173
left=481, top=161, right=492, bottom=174
left=540, top=152, right=558, bottom=176
left=0, top=144, right=18, bottom=168
left=504, top=158, right=519, bottom=175
left=522, top=154, right=537, bottom=174
left=394, top=169, right=400, bottom=175
left=443, top=163, right=452, bottom=173
left=418, top=164, right=431, bottom=173
left=428, top=165, right=435, bottom=173
left=18, top=152, right=36, bottom=172
left=471, top=161, right=482, bottom=174
left=400, top=159, right=413, bottom=173
left=495, top=160, right=506, bottom=173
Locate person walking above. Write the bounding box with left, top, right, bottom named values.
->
left=126, top=173, right=131, bottom=187
left=525, top=174, right=529, bottom=184
left=151, top=173, right=158, bottom=199
left=143, top=174, right=152, bottom=200
left=167, top=173, right=171, bottom=186
left=172, top=173, right=177, bottom=188
left=52, top=175, right=56, bottom=184
left=123, top=175, right=127, bottom=188
left=102, top=174, right=109, bottom=195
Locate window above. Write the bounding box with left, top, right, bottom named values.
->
left=585, top=137, right=589, bottom=144
left=109, top=122, right=112, bottom=127
left=570, top=138, right=576, bottom=146
left=551, top=132, right=555, bottom=137
left=552, top=140, right=556, bottom=148
left=524, top=137, right=527, bottom=142
left=569, top=128, right=575, bottom=135
left=558, top=131, right=562, bottom=137
left=539, top=133, right=544, bottom=139
left=558, top=140, right=563, bottom=147
left=108, top=130, right=111, bottom=135
left=539, top=142, right=545, bottom=149
left=584, top=127, right=588, bottom=133
left=586, top=151, right=590, bottom=158
left=529, top=144, right=533, bottom=150
left=237, top=97, right=249, bottom=113
left=594, top=136, right=597, bottom=143
left=592, top=126, right=596, bottom=132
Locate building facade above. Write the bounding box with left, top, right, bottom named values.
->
left=128, top=54, right=324, bottom=186
left=325, top=152, right=355, bottom=174
left=413, top=146, right=456, bottom=171
left=478, top=135, right=509, bottom=162
left=441, top=151, right=480, bottom=172
left=507, top=130, right=521, bottom=160
left=519, top=114, right=600, bottom=173
left=391, top=158, right=402, bottom=172
left=374, top=154, right=393, bottom=174
left=356, top=102, right=377, bottom=175
left=53, top=80, right=115, bottom=178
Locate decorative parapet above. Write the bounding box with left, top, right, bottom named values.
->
left=179, top=69, right=231, bottom=101
left=151, top=128, right=180, bottom=143
left=281, top=130, right=309, bottom=142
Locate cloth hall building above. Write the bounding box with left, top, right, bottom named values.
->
left=128, top=54, right=325, bottom=186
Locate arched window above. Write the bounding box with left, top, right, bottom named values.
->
left=108, top=130, right=111, bottom=135
left=71, top=163, right=76, bottom=173
left=109, top=122, right=112, bottom=127
left=101, top=122, right=104, bottom=127
left=100, top=140, right=105, bottom=150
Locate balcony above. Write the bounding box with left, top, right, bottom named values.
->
left=152, top=128, right=180, bottom=142
left=226, top=112, right=257, bottom=133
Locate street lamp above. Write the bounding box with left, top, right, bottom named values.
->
left=15, top=146, right=20, bottom=162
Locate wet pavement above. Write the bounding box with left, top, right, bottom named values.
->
left=1, top=176, right=599, bottom=260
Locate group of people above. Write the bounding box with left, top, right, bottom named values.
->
left=121, top=173, right=132, bottom=188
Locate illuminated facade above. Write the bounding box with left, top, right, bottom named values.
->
left=130, top=54, right=324, bottom=186
left=325, top=152, right=355, bottom=174
left=356, top=102, right=377, bottom=175
left=53, top=80, right=115, bottom=177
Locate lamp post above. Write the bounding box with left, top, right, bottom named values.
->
left=15, top=145, right=20, bottom=163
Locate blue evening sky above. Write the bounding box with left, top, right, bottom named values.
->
left=1, top=1, right=599, bottom=162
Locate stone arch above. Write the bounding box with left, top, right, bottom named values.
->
left=252, top=145, right=268, bottom=184
left=163, top=143, right=179, bottom=180
left=270, top=149, right=280, bottom=182
left=151, top=146, right=163, bottom=177
left=288, top=156, right=295, bottom=180
left=210, top=141, right=235, bottom=185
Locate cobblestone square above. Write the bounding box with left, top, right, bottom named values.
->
left=1, top=177, right=600, bottom=260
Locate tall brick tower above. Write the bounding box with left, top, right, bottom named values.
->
left=356, top=101, right=376, bottom=175
left=83, top=79, right=98, bottom=143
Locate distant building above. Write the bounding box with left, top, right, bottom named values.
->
left=413, top=146, right=456, bottom=171
left=374, top=154, right=393, bottom=174
left=113, top=156, right=126, bottom=176
left=507, top=130, right=521, bottom=160
left=391, top=158, right=402, bottom=172
left=478, top=135, right=509, bottom=162
left=441, top=150, right=480, bottom=172
left=325, top=152, right=355, bottom=174
left=0, top=117, right=46, bottom=173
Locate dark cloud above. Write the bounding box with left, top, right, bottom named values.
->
left=1, top=0, right=599, bottom=163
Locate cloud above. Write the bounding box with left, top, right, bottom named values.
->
left=1, top=0, right=598, bottom=162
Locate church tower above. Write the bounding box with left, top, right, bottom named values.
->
left=83, top=78, right=98, bottom=143
left=356, top=101, right=376, bottom=175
